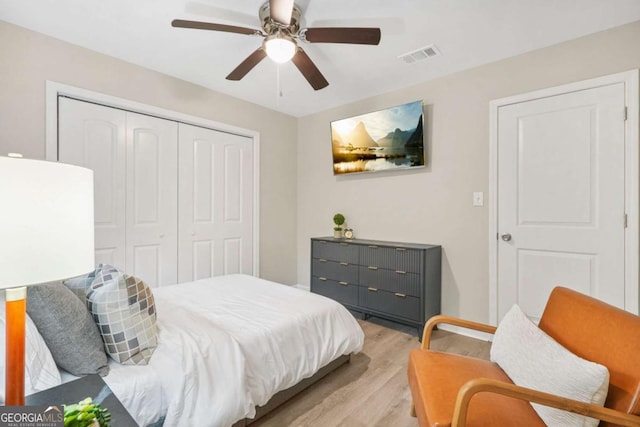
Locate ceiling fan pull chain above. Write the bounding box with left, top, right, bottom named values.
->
left=276, top=63, right=281, bottom=106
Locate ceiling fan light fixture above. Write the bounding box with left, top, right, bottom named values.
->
left=264, top=33, right=296, bottom=63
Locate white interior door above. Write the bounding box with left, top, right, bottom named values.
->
left=126, top=112, right=178, bottom=287
left=178, top=123, right=254, bottom=282
left=58, top=98, right=126, bottom=269
left=497, top=83, right=627, bottom=322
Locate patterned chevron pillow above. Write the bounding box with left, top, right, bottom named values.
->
left=87, top=265, right=158, bottom=365
left=63, top=264, right=104, bottom=300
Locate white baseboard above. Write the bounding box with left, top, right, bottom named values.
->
left=437, top=323, right=494, bottom=342
left=293, top=283, right=310, bottom=292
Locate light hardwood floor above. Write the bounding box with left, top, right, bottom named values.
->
left=253, top=317, right=491, bottom=427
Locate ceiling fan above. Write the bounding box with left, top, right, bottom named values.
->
left=172, top=0, right=381, bottom=90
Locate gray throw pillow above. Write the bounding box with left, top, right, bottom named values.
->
left=27, top=282, right=109, bottom=376
left=63, top=264, right=104, bottom=300
left=88, top=265, right=158, bottom=365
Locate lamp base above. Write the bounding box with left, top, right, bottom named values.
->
left=5, top=286, right=26, bottom=406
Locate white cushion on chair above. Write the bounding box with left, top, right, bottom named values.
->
left=491, top=304, right=609, bottom=427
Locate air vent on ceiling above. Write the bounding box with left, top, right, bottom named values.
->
left=399, top=44, right=441, bottom=64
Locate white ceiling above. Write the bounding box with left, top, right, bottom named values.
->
left=2, top=1, right=640, bottom=117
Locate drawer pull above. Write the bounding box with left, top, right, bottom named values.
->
left=339, top=281, right=349, bottom=286
left=368, top=245, right=378, bottom=249
left=395, top=293, right=407, bottom=298
left=395, top=270, right=407, bottom=275
left=367, top=287, right=378, bottom=292
left=319, top=240, right=327, bottom=244
left=367, top=266, right=378, bottom=270
left=340, top=242, right=348, bottom=246
left=395, top=247, right=407, bottom=252
left=318, top=277, right=327, bottom=281
left=340, top=262, right=349, bottom=266
left=319, top=258, right=327, bottom=262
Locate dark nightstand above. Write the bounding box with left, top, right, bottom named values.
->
left=26, top=374, right=138, bottom=426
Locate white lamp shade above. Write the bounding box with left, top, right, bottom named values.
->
left=265, top=37, right=297, bottom=63
left=0, top=156, right=95, bottom=288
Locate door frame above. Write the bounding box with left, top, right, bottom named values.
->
left=489, top=69, right=639, bottom=325
left=44, top=80, right=261, bottom=277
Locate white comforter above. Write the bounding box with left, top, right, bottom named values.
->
left=103, top=274, right=364, bottom=427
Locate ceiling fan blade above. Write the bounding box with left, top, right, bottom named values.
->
left=304, top=27, right=381, bottom=45
left=269, top=0, right=294, bottom=25
left=172, top=19, right=262, bottom=36
left=184, top=2, right=257, bottom=29
left=226, top=48, right=268, bottom=81
left=291, top=48, right=329, bottom=91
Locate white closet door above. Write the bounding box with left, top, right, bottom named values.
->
left=126, top=112, right=178, bottom=287
left=178, top=123, right=254, bottom=282
left=58, top=98, right=126, bottom=269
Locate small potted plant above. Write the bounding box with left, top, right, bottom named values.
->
left=333, top=213, right=346, bottom=238
left=64, top=397, right=111, bottom=427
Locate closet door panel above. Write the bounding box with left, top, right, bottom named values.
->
left=224, top=145, right=242, bottom=222
left=224, top=238, right=242, bottom=274
left=132, top=130, right=161, bottom=223
left=58, top=98, right=126, bottom=270
left=221, top=142, right=254, bottom=275
left=178, top=124, right=254, bottom=282
left=193, top=241, right=215, bottom=279
left=132, top=245, right=161, bottom=287
left=126, top=112, right=178, bottom=286
left=194, top=141, right=215, bottom=223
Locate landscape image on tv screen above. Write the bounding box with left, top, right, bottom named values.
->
left=330, top=100, right=424, bottom=175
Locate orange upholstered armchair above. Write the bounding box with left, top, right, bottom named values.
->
left=407, top=287, right=640, bottom=427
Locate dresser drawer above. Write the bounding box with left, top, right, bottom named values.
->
left=359, top=245, right=422, bottom=273
left=358, top=286, right=420, bottom=321
left=311, top=277, right=358, bottom=307
left=312, top=259, right=358, bottom=283
left=358, top=266, right=421, bottom=297
left=312, top=240, right=359, bottom=264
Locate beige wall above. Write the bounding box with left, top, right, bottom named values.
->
left=3, top=18, right=640, bottom=321
left=0, top=20, right=298, bottom=285
left=297, top=20, right=640, bottom=323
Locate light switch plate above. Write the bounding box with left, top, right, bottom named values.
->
left=473, top=192, right=484, bottom=207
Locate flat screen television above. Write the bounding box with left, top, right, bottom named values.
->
left=330, top=100, right=425, bottom=175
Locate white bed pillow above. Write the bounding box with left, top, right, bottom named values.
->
left=490, top=304, right=609, bottom=427
left=0, top=292, right=61, bottom=402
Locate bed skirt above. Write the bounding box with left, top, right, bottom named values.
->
left=232, top=354, right=351, bottom=426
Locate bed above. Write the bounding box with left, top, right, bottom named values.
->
left=58, top=274, right=364, bottom=426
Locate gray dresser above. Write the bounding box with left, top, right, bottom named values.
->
left=310, top=237, right=441, bottom=335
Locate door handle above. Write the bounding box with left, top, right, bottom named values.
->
left=501, top=233, right=512, bottom=242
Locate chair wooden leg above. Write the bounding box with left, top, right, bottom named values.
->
left=410, top=403, right=416, bottom=417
